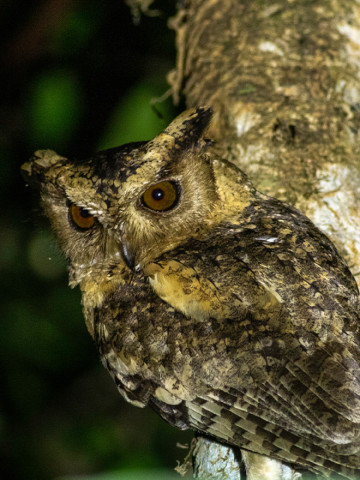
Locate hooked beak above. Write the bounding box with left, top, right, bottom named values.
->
left=121, top=240, right=135, bottom=270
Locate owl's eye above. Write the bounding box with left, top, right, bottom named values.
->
left=141, top=181, right=180, bottom=212
left=69, top=204, right=95, bottom=230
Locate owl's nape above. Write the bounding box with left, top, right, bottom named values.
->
left=22, top=108, right=360, bottom=479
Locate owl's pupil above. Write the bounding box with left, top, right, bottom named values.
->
left=80, top=208, right=91, bottom=218
left=152, top=188, right=164, bottom=201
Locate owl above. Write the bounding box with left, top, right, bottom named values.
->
left=22, top=107, right=360, bottom=479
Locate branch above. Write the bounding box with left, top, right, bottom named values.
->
left=169, top=0, right=360, bottom=277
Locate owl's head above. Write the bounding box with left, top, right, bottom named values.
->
left=22, top=107, right=254, bottom=285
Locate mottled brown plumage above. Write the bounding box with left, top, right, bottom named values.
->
left=22, top=108, right=360, bottom=478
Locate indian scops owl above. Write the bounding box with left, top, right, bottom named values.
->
left=22, top=108, right=360, bottom=479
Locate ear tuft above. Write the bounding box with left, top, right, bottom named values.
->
left=163, top=107, right=213, bottom=151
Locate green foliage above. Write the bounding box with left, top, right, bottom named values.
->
left=27, top=230, right=66, bottom=279
left=50, top=3, right=104, bottom=55
left=27, top=69, right=83, bottom=149
left=60, top=469, right=187, bottom=480
left=97, top=79, right=174, bottom=150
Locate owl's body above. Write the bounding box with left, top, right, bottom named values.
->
left=22, top=108, right=360, bottom=478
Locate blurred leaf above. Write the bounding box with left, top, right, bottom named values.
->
left=2, top=286, right=83, bottom=373
left=0, top=146, right=12, bottom=191
left=59, top=468, right=192, bottom=480
left=27, top=69, right=83, bottom=149
left=4, top=366, right=48, bottom=415
left=3, top=300, right=66, bottom=368
left=97, top=79, right=175, bottom=150
left=0, top=226, right=21, bottom=269
left=27, top=229, right=66, bottom=279
left=51, top=3, right=104, bottom=55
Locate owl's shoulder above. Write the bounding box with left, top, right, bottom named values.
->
left=145, top=196, right=359, bottom=338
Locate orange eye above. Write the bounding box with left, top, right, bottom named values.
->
left=69, top=204, right=95, bottom=230
left=141, top=181, right=179, bottom=212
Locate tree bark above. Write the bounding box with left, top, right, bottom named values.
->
left=167, top=0, right=360, bottom=478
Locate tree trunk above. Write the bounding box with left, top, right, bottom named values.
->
left=167, top=0, right=360, bottom=478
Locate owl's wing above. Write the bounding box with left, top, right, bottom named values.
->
left=147, top=215, right=360, bottom=477
left=186, top=385, right=360, bottom=478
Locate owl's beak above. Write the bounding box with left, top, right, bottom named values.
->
left=21, top=150, right=66, bottom=188
left=121, top=241, right=135, bottom=270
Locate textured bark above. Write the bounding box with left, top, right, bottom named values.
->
left=167, top=1, right=360, bottom=479
left=192, top=438, right=300, bottom=480
left=193, top=437, right=242, bottom=480
left=169, top=0, right=360, bottom=279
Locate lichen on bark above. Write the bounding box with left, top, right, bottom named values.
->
left=169, top=0, right=360, bottom=282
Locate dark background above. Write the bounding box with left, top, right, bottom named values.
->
left=1, top=1, right=192, bottom=479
